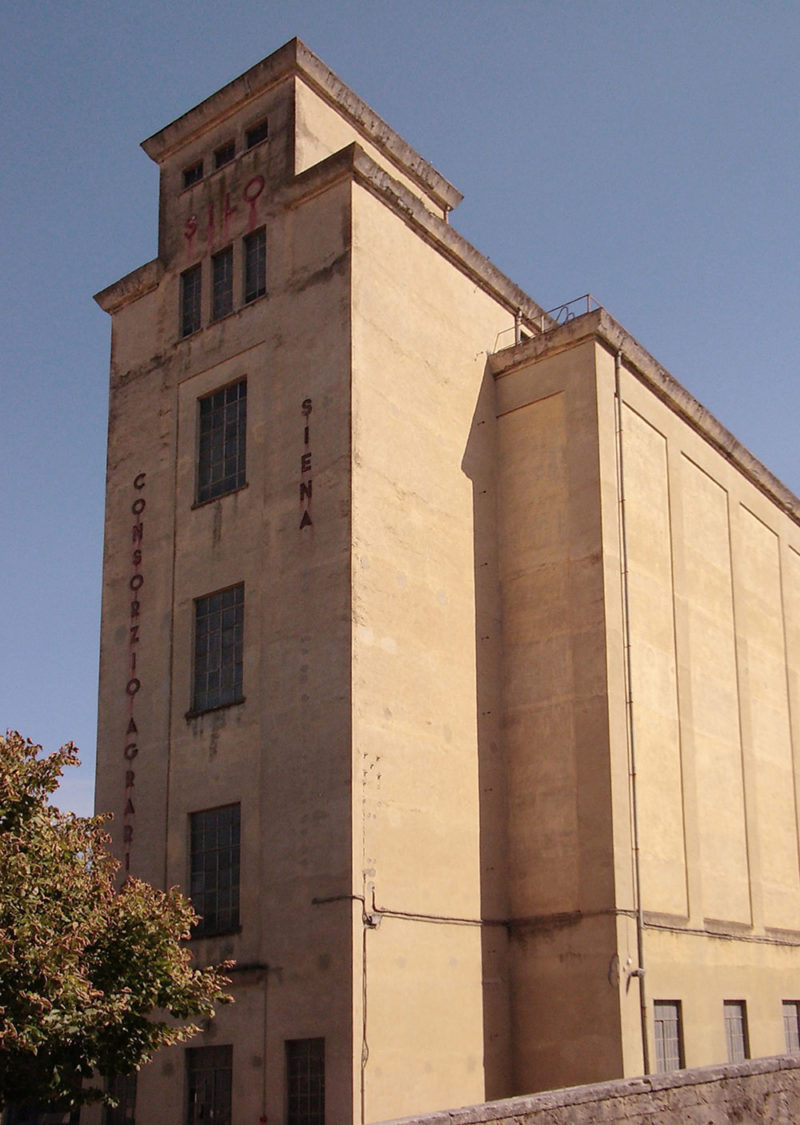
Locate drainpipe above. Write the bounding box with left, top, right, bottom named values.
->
left=614, top=349, right=650, bottom=1074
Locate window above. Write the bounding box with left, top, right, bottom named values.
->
left=186, top=1045, right=232, bottom=1125
left=192, top=584, right=244, bottom=713
left=246, top=119, right=269, bottom=149
left=190, top=804, right=240, bottom=936
left=243, top=228, right=266, bottom=303
left=180, top=264, right=202, bottom=337
left=724, top=1000, right=749, bottom=1063
left=103, top=1073, right=136, bottom=1124
left=183, top=160, right=203, bottom=189
left=654, top=1000, right=683, bottom=1072
left=214, top=140, right=235, bottom=169
left=784, top=1001, right=800, bottom=1052
left=211, top=246, right=234, bottom=321
left=286, top=1038, right=324, bottom=1125
left=197, top=379, right=246, bottom=503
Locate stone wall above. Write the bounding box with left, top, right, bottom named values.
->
left=379, top=1055, right=800, bottom=1124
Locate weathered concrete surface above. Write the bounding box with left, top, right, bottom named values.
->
left=378, top=1054, right=800, bottom=1124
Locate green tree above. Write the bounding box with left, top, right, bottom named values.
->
left=0, top=732, right=231, bottom=1110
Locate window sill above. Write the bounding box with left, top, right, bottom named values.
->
left=189, top=924, right=242, bottom=941
left=192, top=482, right=249, bottom=510
left=185, top=697, right=245, bottom=722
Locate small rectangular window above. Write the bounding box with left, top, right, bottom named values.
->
left=724, top=1000, right=749, bottom=1063
left=190, top=804, right=240, bottom=937
left=183, top=161, right=203, bottom=189
left=197, top=378, right=246, bottom=504
left=246, top=119, right=269, bottom=149
left=103, top=1073, right=136, bottom=1124
left=192, top=584, right=244, bottom=713
left=654, top=1000, right=683, bottom=1072
left=784, top=1001, right=800, bottom=1052
left=180, top=264, right=202, bottom=337
left=214, top=140, right=235, bottom=169
left=211, top=246, right=234, bottom=321
left=286, top=1038, right=324, bottom=1125
left=243, top=228, right=266, bottom=303
left=186, top=1045, right=232, bottom=1125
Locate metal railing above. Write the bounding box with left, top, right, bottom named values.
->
left=493, top=293, right=602, bottom=352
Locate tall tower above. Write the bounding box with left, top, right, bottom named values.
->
left=92, top=38, right=540, bottom=1124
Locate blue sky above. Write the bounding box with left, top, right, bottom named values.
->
left=2, top=0, right=798, bottom=816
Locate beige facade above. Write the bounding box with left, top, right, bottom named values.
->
left=91, top=37, right=800, bottom=1125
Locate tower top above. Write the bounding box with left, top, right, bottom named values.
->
left=141, top=37, right=463, bottom=217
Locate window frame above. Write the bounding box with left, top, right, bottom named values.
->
left=653, top=1000, right=684, bottom=1072
left=214, top=140, right=235, bottom=170
left=182, top=160, right=204, bottom=189
left=190, top=583, right=245, bottom=715
left=211, top=244, right=234, bottom=322
left=724, top=999, right=750, bottom=1063
left=186, top=1045, right=233, bottom=1125
left=243, top=227, right=266, bottom=304
left=180, top=263, right=202, bottom=338
left=286, top=1038, right=325, bottom=1125
left=783, top=1000, right=800, bottom=1053
left=245, top=118, right=269, bottom=149
left=189, top=803, right=241, bottom=938
left=195, top=378, right=247, bottom=506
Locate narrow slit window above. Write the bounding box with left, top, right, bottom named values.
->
left=724, top=1000, right=749, bottom=1063
left=211, top=246, right=233, bottom=321
left=180, top=264, right=202, bottom=337
left=190, top=804, right=240, bottom=937
left=783, top=1001, right=800, bottom=1052
left=243, top=228, right=266, bottom=303
left=654, top=1000, right=683, bottom=1072
left=286, top=1038, right=324, bottom=1125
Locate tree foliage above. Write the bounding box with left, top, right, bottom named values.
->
left=0, top=732, right=231, bottom=1109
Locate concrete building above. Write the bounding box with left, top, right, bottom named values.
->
left=91, top=37, right=800, bottom=1125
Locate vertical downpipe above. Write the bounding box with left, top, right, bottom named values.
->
left=614, top=349, right=650, bottom=1074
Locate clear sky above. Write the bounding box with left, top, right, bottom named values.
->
left=2, top=0, right=798, bottom=816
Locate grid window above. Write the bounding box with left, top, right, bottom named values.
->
left=724, top=1000, right=749, bottom=1063
left=654, top=1000, right=683, bottom=1072
left=784, top=1001, right=800, bottom=1052
left=193, top=584, right=244, bottom=713
left=211, top=246, right=234, bottom=321
left=246, top=119, right=269, bottom=148
left=186, top=1045, right=232, bottom=1125
left=190, top=804, right=240, bottom=937
left=181, top=264, right=202, bottom=337
left=286, top=1038, right=324, bottom=1125
left=183, top=160, right=203, bottom=189
left=103, top=1073, right=136, bottom=1125
left=197, top=379, right=246, bottom=503
left=243, top=228, right=266, bottom=302
left=214, top=140, right=235, bottom=169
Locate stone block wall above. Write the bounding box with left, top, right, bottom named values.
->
left=379, top=1055, right=800, bottom=1124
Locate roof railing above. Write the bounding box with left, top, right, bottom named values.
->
left=494, top=293, right=602, bottom=352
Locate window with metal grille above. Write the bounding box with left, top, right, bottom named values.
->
left=192, top=584, right=244, bottom=713
left=183, top=160, right=203, bottom=189
left=186, top=1045, right=232, bottom=1125
left=654, top=1000, right=683, bottom=1072
left=783, top=1001, right=800, bottom=1053
left=286, top=1038, right=324, bottom=1125
left=246, top=119, right=269, bottom=148
left=103, top=1073, right=137, bottom=1125
left=724, top=1000, right=749, bottom=1063
left=197, top=379, right=246, bottom=504
left=214, top=140, right=235, bottom=169
left=181, top=264, right=202, bottom=337
left=243, top=228, right=266, bottom=302
left=211, top=246, right=234, bottom=321
left=190, top=804, right=240, bottom=936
